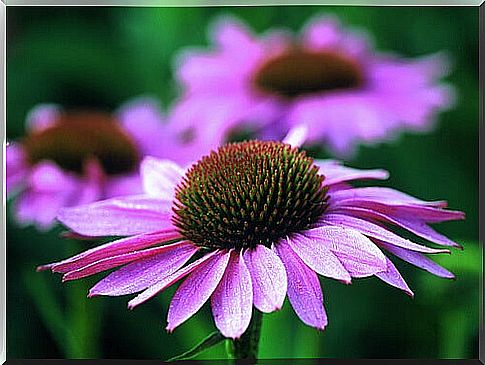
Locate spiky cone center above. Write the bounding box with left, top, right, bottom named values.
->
left=252, top=48, right=364, bottom=98
left=173, top=141, right=328, bottom=251
left=23, top=111, right=141, bottom=175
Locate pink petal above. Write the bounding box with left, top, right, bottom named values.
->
left=243, top=245, right=287, bottom=313
left=26, top=103, right=61, bottom=132
left=41, top=229, right=181, bottom=274
left=166, top=250, right=231, bottom=331
left=329, top=187, right=448, bottom=208
left=376, top=241, right=455, bottom=279
left=314, top=160, right=389, bottom=186
left=104, top=173, right=144, bottom=198
left=116, top=96, right=166, bottom=156
left=57, top=195, right=174, bottom=236
left=6, top=143, right=28, bottom=195
left=88, top=241, right=198, bottom=296
left=303, top=226, right=387, bottom=277
left=62, top=240, right=197, bottom=283
left=331, top=194, right=464, bottom=223
left=128, top=250, right=224, bottom=309
left=211, top=251, right=253, bottom=339
left=287, top=234, right=351, bottom=283
left=321, top=213, right=450, bottom=254
left=275, top=240, right=327, bottom=330
left=382, top=205, right=465, bottom=223
left=302, top=16, right=342, bottom=49
left=77, top=158, right=105, bottom=205
left=375, top=257, right=414, bottom=297
left=29, top=161, right=78, bottom=193
left=14, top=163, right=81, bottom=229
left=140, top=157, right=184, bottom=200
left=282, top=124, right=308, bottom=148
left=209, top=15, right=261, bottom=57
left=14, top=190, right=71, bottom=230
left=330, top=205, right=462, bottom=249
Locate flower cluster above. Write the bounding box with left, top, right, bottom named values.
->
left=38, top=140, right=463, bottom=338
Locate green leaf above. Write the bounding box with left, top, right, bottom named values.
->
left=166, top=331, right=226, bottom=362
left=22, top=269, right=72, bottom=356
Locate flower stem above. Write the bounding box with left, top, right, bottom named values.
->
left=228, top=309, right=263, bottom=360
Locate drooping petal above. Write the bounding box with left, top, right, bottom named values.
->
left=329, top=205, right=462, bottom=249
left=140, top=157, right=185, bottom=200
left=243, top=245, right=287, bottom=313
left=40, top=229, right=181, bottom=274
left=88, top=241, right=198, bottom=296
left=328, top=186, right=448, bottom=208
left=211, top=251, right=253, bottom=339
left=314, top=160, right=389, bottom=186
left=375, top=257, right=414, bottom=297
left=321, top=213, right=450, bottom=254
left=382, top=204, right=465, bottom=223
left=303, top=226, right=387, bottom=277
left=330, top=193, right=464, bottom=223
left=275, top=240, right=327, bottom=330
left=57, top=195, right=174, bottom=236
left=286, top=234, right=351, bottom=283
left=128, top=250, right=224, bottom=309
left=376, top=240, right=455, bottom=279
left=62, top=240, right=197, bottom=283
left=166, top=250, right=231, bottom=331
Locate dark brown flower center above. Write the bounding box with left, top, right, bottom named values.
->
left=252, top=48, right=364, bottom=98
left=173, top=141, right=328, bottom=250
left=23, top=112, right=141, bottom=175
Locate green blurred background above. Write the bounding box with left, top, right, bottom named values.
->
left=6, top=6, right=480, bottom=360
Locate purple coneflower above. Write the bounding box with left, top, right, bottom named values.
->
left=170, top=15, right=454, bottom=157
left=38, top=137, right=463, bottom=341
left=7, top=97, right=207, bottom=230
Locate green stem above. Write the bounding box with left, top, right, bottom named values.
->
left=65, top=241, right=103, bottom=358
left=228, top=309, right=263, bottom=360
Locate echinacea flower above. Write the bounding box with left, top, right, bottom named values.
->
left=6, top=97, right=208, bottom=230
left=38, top=137, right=464, bottom=339
left=170, top=15, right=455, bottom=157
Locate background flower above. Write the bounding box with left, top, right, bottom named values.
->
left=170, top=14, right=455, bottom=157
left=6, top=97, right=209, bottom=230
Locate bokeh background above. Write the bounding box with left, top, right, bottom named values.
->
left=6, top=6, right=480, bottom=360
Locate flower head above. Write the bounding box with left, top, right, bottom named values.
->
left=39, top=138, right=464, bottom=338
left=7, top=97, right=208, bottom=230
left=170, top=15, right=455, bottom=157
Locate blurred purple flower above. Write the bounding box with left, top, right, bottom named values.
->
left=170, top=15, right=455, bottom=157
left=39, top=139, right=463, bottom=338
left=6, top=96, right=209, bottom=230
